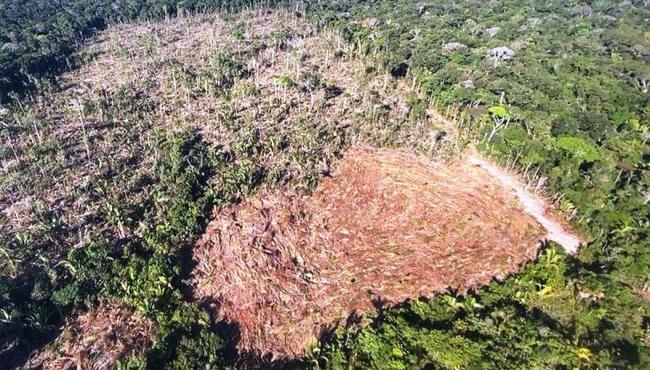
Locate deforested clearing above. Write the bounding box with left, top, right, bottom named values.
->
left=5, top=1, right=647, bottom=369
left=192, top=146, right=581, bottom=357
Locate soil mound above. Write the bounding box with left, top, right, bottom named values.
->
left=192, top=147, right=564, bottom=357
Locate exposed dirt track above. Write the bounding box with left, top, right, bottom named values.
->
left=468, top=156, right=584, bottom=253
left=192, top=146, right=580, bottom=358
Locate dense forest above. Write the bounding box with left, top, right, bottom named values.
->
left=1, top=0, right=648, bottom=369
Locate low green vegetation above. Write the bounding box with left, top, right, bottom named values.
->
left=314, top=246, right=646, bottom=369
left=1, top=0, right=648, bottom=369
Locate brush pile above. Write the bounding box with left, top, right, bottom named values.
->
left=21, top=301, right=154, bottom=369
left=193, top=147, right=549, bottom=357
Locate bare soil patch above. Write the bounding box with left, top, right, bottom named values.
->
left=20, top=301, right=154, bottom=370
left=468, top=156, right=584, bottom=253
left=193, top=147, right=560, bottom=358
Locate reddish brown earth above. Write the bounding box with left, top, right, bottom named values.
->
left=192, top=146, right=578, bottom=358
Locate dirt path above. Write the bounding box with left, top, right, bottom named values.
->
left=468, top=155, right=583, bottom=253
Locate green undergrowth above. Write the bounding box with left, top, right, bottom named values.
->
left=1, top=130, right=228, bottom=368
left=312, top=246, right=646, bottom=369
left=92, top=132, right=221, bottom=358
left=1, top=0, right=648, bottom=368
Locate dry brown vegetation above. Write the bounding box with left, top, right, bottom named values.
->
left=3, top=8, right=584, bottom=366
left=20, top=301, right=154, bottom=369
left=2, top=9, right=470, bottom=366
left=1, top=8, right=463, bottom=260
left=192, top=146, right=552, bottom=358
left=3, top=2, right=648, bottom=369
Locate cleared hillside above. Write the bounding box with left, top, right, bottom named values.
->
left=1, top=1, right=648, bottom=369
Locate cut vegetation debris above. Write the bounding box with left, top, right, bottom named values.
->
left=192, top=146, right=582, bottom=358
left=5, top=2, right=645, bottom=368
left=20, top=301, right=154, bottom=370
left=1, top=9, right=467, bottom=367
